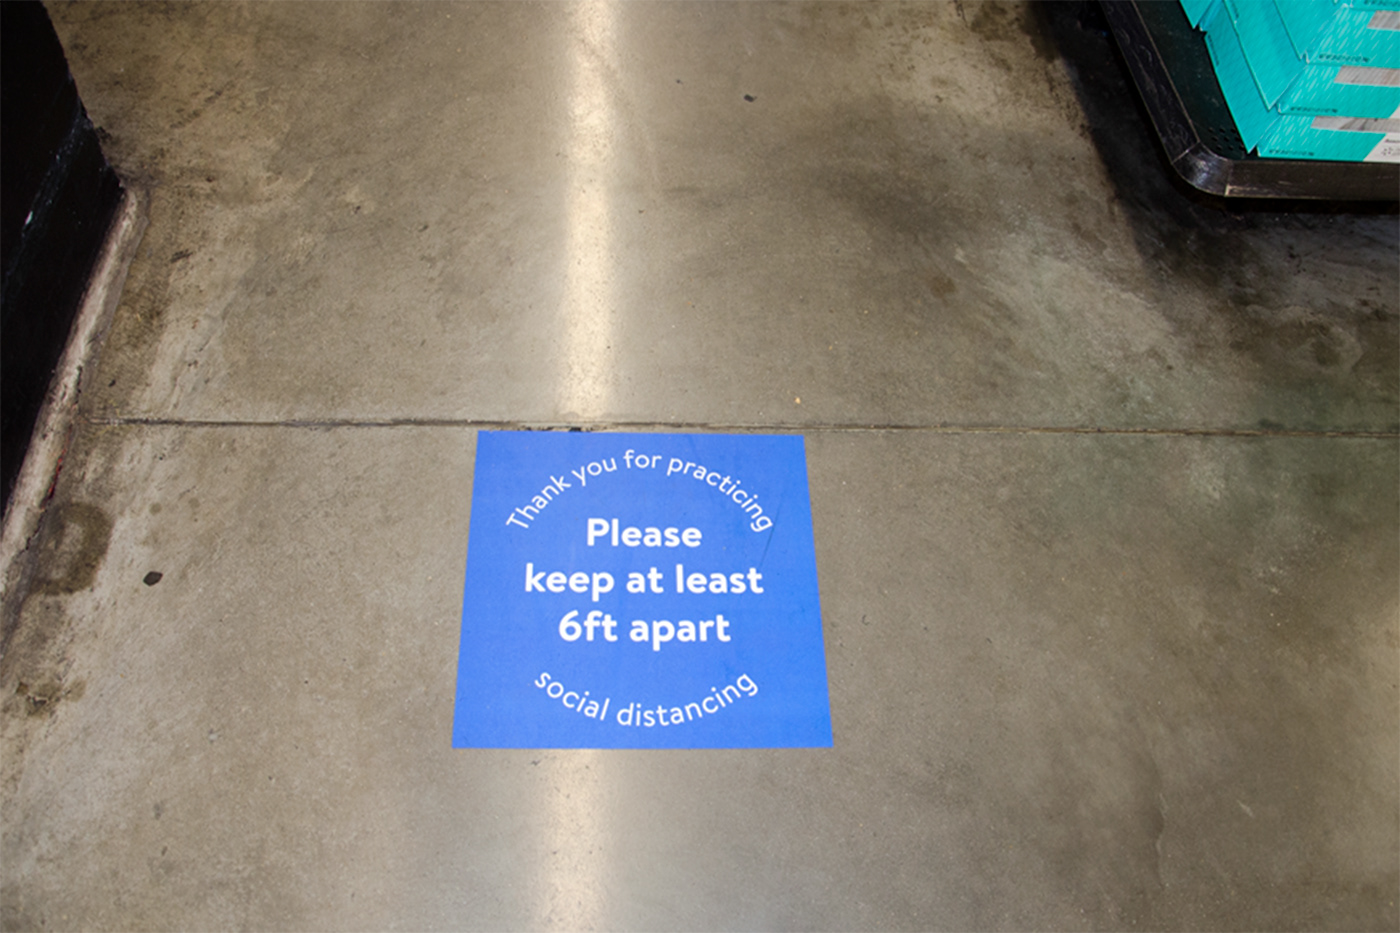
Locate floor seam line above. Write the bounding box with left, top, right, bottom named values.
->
left=79, top=416, right=1400, bottom=440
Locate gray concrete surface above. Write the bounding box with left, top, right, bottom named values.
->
left=3, top=1, right=1397, bottom=929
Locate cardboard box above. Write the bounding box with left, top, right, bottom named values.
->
left=1278, top=63, right=1400, bottom=116
left=1223, top=0, right=1303, bottom=106
left=1257, top=110, right=1400, bottom=159
left=1275, top=1, right=1400, bottom=68
left=1274, top=0, right=1343, bottom=55
left=1205, top=0, right=1400, bottom=153
left=1204, top=0, right=1283, bottom=147
left=1181, top=0, right=1221, bottom=28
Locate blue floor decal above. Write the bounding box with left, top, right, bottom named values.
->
left=453, top=431, right=832, bottom=749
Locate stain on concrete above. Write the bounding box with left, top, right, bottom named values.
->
left=1235, top=311, right=1364, bottom=374
left=926, top=273, right=957, bottom=298
left=13, top=677, right=85, bottom=718
left=33, top=502, right=113, bottom=596
left=970, top=1, right=1058, bottom=63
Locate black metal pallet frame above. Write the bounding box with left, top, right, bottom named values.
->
left=1101, top=0, right=1399, bottom=200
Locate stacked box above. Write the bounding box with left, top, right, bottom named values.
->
left=1189, top=0, right=1400, bottom=160
left=1181, top=0, right=1220, bottom=28
left=1204, top=0, right=1280, bottom=147
left=1278, top=3, right=1400, bottom=66
left=1277, top=63, right=1400, bottom=115
left=1275, top=0, right=1343, bottom=54
left=1257, top=112, right=1400, bottom=160
left=1223, top=0, right=1305, bottom=107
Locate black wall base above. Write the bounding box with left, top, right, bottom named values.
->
left=2, top=0, right=123, bottom=514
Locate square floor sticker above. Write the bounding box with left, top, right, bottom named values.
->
left=453, top=431, right=831, bottom=748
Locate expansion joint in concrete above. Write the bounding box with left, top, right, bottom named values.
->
left=81, top=416, right=1400, bottom=441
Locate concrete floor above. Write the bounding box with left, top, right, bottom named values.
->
left=3, top=1, right=1397, bottom=929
